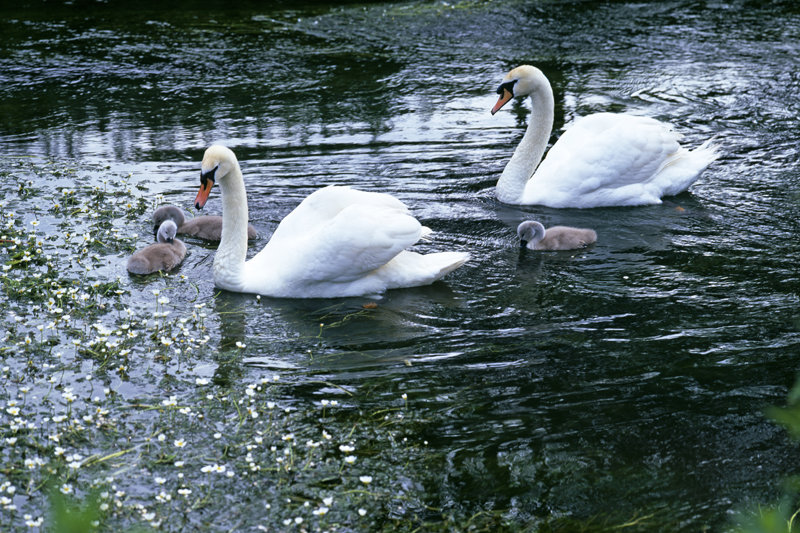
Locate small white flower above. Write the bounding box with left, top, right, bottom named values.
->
left=60, top=484, right=73, bottom=495
left=323, top=496, right=333, bottom=506
left=174, top=439, right=186, bottom=448
left=344, top=455, right=356, bottom=464
left=359, top=475, right=373, bottom=485
left=358, top=508, right=367, bottom=516
left=195, top=378, right=209, bottom=386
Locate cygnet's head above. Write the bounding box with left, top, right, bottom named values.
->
left=156, top=219, right=178, bottom=244
left=195, top=145, right=239, bottom=210
left=152, top=205, right=185, bottom=237
left=491, top=65, right=549, bottom=115
left=517, top=220, right=546, bottom=250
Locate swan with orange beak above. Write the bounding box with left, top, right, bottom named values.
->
left=192, top=145, right=469, bottom=298
left=490, top=65, right=718, bottom=207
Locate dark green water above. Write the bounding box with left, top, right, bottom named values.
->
left=1, top=0, right=799, bottom=530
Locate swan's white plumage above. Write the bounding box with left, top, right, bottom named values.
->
left=493, top=66, right=719, bottom=208
left=196, top=145, right=469, bottom=298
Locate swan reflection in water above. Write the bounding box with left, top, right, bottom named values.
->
left=207, top=282, right=466, bottom=380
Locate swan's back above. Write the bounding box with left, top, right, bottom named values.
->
left=268, top=186, right=409, bottom=244
left=524, top=113, right=717, bottom=207
left=242, top=186, right=468, bottom=297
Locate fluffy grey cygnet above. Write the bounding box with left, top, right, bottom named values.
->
left=127, top=220, right=187, bottom=274
left=517, top=220, right=597, bottom=251
left=152, top=205, right=257, bottom=242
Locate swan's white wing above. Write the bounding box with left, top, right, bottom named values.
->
left=526, top=113, right=682, bottom=206
left=302, top=204, right=424, bottom=283
left=268, top=185, right=410, bottom=245
left=250, top=186, right=424, bottom=287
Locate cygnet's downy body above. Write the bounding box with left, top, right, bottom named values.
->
left=153, top=204, right=256, bottom=242
left=517, top=220, right=597, bottom=251
left=127, top=220, right=187, bottom=274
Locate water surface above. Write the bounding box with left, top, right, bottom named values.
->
left=1, top=0, right=799, bottom=530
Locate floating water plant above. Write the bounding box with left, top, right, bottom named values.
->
left=0, top=157, right=514, bottom=532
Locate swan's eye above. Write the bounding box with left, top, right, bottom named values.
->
left=496, top=79, right=517, bottom=95
left=200, top=164, right=218, bottom=187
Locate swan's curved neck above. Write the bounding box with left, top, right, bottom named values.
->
left=495, top=84, right=554, bottom=204
left=214, top=163, right=249, bottom=288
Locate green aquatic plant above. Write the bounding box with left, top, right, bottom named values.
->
left=733, top=379, right=800, bottom=533
left=0, top=156, right=523, bottom=532
left=46, top=484, right=106, bottom=533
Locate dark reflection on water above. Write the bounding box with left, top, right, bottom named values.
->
left=3, top=0, right=800, bottom=529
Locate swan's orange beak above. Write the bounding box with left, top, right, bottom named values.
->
left=491, top=88, right=513, bottom=115
left=195, top=170, right=215, bottom=210
left=194, top=181, right=212, bottom=210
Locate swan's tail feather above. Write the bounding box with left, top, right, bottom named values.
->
left=419, top=226, right=433, bottom=242
left=380, top=251, right=470, bottom=289
left=655, top=135, right=720, bottom=197
left=430, top=251, right=470, bottom=278
left=694, top=134, right=721, bottom=165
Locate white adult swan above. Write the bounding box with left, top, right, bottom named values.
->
left=152, top=205, right=257, bottom=242
left=491, top=65, right=719, bottom=208
left=517, top=221, right=597, bottom=251
left=193, top=145, right=470, bottom=298
left=127, top=220, right=187, bottom=275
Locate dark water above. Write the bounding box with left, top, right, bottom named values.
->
left=2, top=0, right=800, bottom=529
